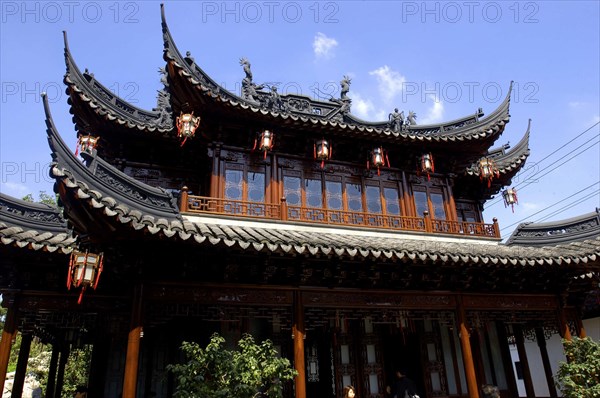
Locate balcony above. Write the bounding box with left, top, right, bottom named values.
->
left=180, top=193, right=500, bottom=239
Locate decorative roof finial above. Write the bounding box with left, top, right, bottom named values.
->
left=340, top=75, right=351, bottom=100
left=407, top=111, right=417, bottom=126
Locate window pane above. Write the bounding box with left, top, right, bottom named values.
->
left=225, top=169, right=243, bottom=200
left=414, top=191, right=428, bottom=217
left=305, top=179, right=323, bottom=208
left=283, top=176, right=301, bottom=206
left=247, top=172, right=265, bottom=202
left=346, top=182, right=363, bottom=212
left=326, top=180, right=343, bottom=210
left=365, top=185, right=382, bottom=213
left=384, top=187, right=400, bottom=215
left=431, top=193, right=446, bottom=220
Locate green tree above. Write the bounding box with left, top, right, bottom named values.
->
left=61, top=346, right=92, bottom=397
left=556, top=337, right=600, bottom=398
left=167, top=333, right=297, bottom=398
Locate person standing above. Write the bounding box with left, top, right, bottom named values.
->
left=343, top=385, right=356, bottom=398
left=392, top=369, right=417, bottom=398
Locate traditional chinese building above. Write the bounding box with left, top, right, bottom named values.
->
left=1, top=5, right=599, bottom=398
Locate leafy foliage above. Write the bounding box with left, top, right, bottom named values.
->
left=61, top=346, right=92, bottom=397
left=556, top=337, right=600, bottom=398
left=21, top=191, right=58, bottom=206
left=167, top=333, right=297, bottom=398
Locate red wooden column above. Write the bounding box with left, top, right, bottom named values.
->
left=293, top=291, right=306, bottom=398
left=11, top=333, right=32, bottom=398
left=558, top=306, right=572, bottom=342
left=210, top=144, right=221, bottom=198
left=0, top=298, right=18, bottom=395
left=456, top=296, right=479, bottom=398
left=576, top=315, right=587, bottom=338
left=123, top=283, right=144, bottom=398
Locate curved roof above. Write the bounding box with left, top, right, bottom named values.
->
left=63, top=31, right=174, bottom=135
left=43, top=94, right=600, bottom=269
left=466, top=119, right=531, bottom=178
left=161, top=4, right=511, bottom=148
left=507, top=208, right=600, bottom=246
left=0, top=193, right=76, bottom=253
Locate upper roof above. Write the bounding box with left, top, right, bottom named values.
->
left=465, top=119, right=531, bottom=180
left=0, top=192, right=76, bottom=254
left=42, top=94, right=600, bottom=269
left=507, top=208, right=600, bottom=246
left=63, top=31, right=174, bottom=135
left=160, top=4, right=511, bottom=151
left=61, top=4, right=513, bottom=156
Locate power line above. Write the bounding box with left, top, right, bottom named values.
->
left=485, top=122, right=599, bottom=208
left=533, top=189, right=600, bottom=223
left=499, top=180, right=600, bottom=232
left=486, top=135, right=599, bottom=209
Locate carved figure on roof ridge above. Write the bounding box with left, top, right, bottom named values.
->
left=340, top=75, right=351, bottom=100
left=239, top=57, right=252, bottom=81
left=265, top=85, right=287, bottom=112
left=388, top=108, right=404, bottom=132
left=407, top=110, right=417, bottom=126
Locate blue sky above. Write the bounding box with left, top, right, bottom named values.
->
left=1, top=1, right=598, bottom=239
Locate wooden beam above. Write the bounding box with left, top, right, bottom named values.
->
left=122, top=283, right=144, bottom=398
left=293, top=291, right=306, bottom=398
left=558, top=306, right=572, bottom=341
left=54, top=345, right=69, bottom=398
left=0, top=298, right=18, bottom=396
left=45, top=345, right=60, bottom=398
left=457, top=296, right=479, bottom=398
left=495, top=321, right=519, bottom=398
left=535, top=327, right=558, bottom=398
left=11, top=333, right=32, bottom=398
left=513, top=324, right=535, bottom=398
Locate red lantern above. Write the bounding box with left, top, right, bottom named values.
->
left=176, top=112, right=201, bottom=146
left=67, top=250, right=103, bottom=304
left=253, top=130, right=274, bottom=159
left=419, top=153, right=435, bottom=180
left=478, top=158, right=499, bottom=188
left=503, top=188, right=518, bottom=212
left=367, top=147, right=390, bottom=176
left=314, top=139, right=331, bottom=168
left=75, top=135, right=99, bottom=157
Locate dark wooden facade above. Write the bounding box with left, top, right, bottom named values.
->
left=1, top=5, right=599, bottom=398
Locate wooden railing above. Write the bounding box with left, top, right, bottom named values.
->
left=180, top=191, right=500, bottom=239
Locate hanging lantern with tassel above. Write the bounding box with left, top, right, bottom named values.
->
left=503, top=187, right=518, bottom=212
left=314, top=139, right=331, bottom=169
left=478, top=158, right=499, bottom=188
left=176, top=112, right=201, bottom=146
left=419, top=153, right=435, bottom=180
left=67, top=250, right=104, bottom=304
left=367, top=147, right=390, bottom=176
left=75, top=135, right=99, bottom=157
left=253, top=130, right=274, bottom=159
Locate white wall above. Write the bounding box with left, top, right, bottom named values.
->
left=509, top=317, right=600, bottom=397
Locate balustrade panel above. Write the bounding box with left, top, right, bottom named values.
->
left=184, top=195, right=496, bottom=238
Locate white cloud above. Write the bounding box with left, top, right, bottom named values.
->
left=522, top=202, right=542, bottom=211
left=313, top=33, right=338, bottom=59
left=369, top=65, right=406, bottom=104
left=350, top=92, right=377, bottom=120
left=419, top=95, right=444, bottom=124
